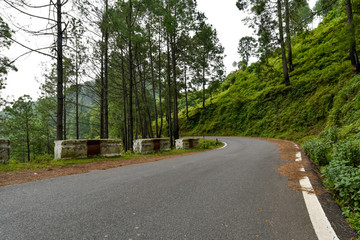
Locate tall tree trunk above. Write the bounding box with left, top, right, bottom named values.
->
left=185, top=67, right=189, bottom=120
left=121, top=49, right=128, bottom=151
left=284, top=0, right=293, bottom=72
left=149, top=28, right=159, bottom=138
left=104, top=0, right=109, bottom=139
left=202, top=65, right=206, bottom=109
left=25, top=115, right=30, bottom=162
left=128, top=0, right=134, bottom=150
left=166, top=33, right=173, bottom=147
left=277, top=0, right=290, bottom=86
left=158, top=28, right=163, bottom=137
left=136, top=47, right=152, bottom=137
left=63, top=78, right=67, bottom=140
left=75, top=51, right=79, bottom=139
left=47, top=133, right=51, bottom=154
left=56, top=0, right=63, bottom=140
left=133, top=74, right=145, bottom=138
left=100, top=36, right=105, bottom=138
left=171, top=33, right=179, bottom=141
left=345, top=0, right=360, bottom=74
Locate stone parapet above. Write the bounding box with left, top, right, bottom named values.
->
left=54, top=139, right=121, bottom=159
left=0, top=139, right=10, bottom=164
left=100, top=139, right=122, bottom=157
left=133, top=138, right=170, bottom=154
left=175, top=138, right=200, bottom=149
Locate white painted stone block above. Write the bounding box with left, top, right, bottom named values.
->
left=54, top=140, right=87, bottom=159
left=100, top=139, right=122, bottom=157
left=54, top=139, right=121, bottom=159
left=175, top=138, right=200, bottom=149
left=0, top=139, right=10, bottom=163
left=133, top=138, right=170, bottom=154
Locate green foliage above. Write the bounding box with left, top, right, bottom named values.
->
left=0, top=16, right=16, bottom=89
left=32, top=154, right=53, bottom=164
left=0, top=95, right=35, bottom=162
left=303, top=138, right=332, bottom=166
left=302, top=127, right=339, bottom=165
left=314, top=0, right=341, bottom=17
left=237, top=36, right=257, bottom=67
left=291, top=0, right=313, bottom=32
left=322, top=138, right=360, bottom=232
left=180, top=9, right=352, bottom=141
left=199, top=138, right=222, bottom=149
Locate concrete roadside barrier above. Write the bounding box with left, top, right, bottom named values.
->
left=133, top=138, right=170, bottom=154
left=175, top=138, right=200, bottom=149
left=0, top=139, right=10, bottom=163
left=54, top=139, right=121, bottom=159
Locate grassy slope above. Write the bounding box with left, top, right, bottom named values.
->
left=179, top=11, right=360, bottom=235
left=180, top=11, right=357, bottom=142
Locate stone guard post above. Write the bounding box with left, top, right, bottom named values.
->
left=175, top=138, right=200, bottom=149
left=55, top=139, right=121, bottom=159
left=133, top=138, right=170, bottom=154
left=0, top=139, right=10, bottom=164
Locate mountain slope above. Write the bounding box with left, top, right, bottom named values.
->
left=180, top=11, right=356, bottom=141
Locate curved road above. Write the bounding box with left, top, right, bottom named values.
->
left=0, top=137, right=318, bottom=239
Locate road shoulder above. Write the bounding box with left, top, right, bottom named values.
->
left=261, top=137, right=358, bottom=240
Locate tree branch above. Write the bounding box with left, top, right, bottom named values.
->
left=6, top=36, right=55, bottom=60
left=3, top=0, right=56, bottom=23
left=10, top=46, right=55, bottom=64
left=19, top=0, right=52, bottom=8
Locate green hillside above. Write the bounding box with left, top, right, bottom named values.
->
left=180, top=11, right=360, bottom=234
left=181, top=11, right=353, bottom=140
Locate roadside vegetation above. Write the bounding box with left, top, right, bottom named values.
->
left=0, top=139, right=222, bottom=174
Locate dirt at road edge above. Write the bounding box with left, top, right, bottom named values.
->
left=0, top=151, right=208, bottom=187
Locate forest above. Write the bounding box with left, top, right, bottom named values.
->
left=1, top=0, right=360, bottom=234
left=0, top=0, right=225, bottom=161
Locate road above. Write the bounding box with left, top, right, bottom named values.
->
left=0, top=137, right=319, bottom=239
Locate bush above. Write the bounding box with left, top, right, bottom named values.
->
left=322, top=138, right=360, bottom=234
left=303, top=138, right=332, bottom=166
left=200, top=139, right=221, bottom=149
left=319, top=126, right=338, bottom=143
left=333, top=138, right=360, bottom=167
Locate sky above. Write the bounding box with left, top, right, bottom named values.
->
left=196, top=0, right=253, bottom=72
left=1, top=0, right=54, bottom=101
left=1, top=0, right=317, bottom=101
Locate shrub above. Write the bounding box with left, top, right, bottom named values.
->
left=200, top=139, right=221, bottom=149
left=303, top=138, right=332, bottom=166
left=319, top=126, right=338, bottom=143
left=332, top=138, right=360, bottom=167
left=322, top=138, right=360, bottom=234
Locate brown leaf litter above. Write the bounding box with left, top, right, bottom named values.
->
left=261, top=137, right=326, bottom=195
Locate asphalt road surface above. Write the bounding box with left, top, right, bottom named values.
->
left=0, top=137, right=319, bottom=239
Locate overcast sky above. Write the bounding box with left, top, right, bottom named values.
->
left=1, top=0, right=317, bottom=101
